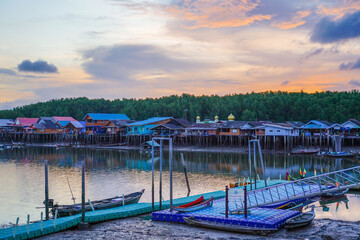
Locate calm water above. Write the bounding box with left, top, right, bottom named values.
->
left=0, top=147, right=359, bottom=224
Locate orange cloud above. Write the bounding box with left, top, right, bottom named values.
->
left=166, top=0, right=271, bottom=29
left=271, top=10, right=311, bottom=29
left=317, top=0, right=360, bottom=18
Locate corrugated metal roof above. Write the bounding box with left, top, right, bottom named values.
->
left=83, top=113, right=130, bottom=121
left=126, top=117, right=172, bottom=126
left=302, top=120, right=333, bottom=129
left=58, top=121, right=70, bottom=127
left=15, top=118, right=39, bottom=126
left=219, top=121, right=247, bottom=129
left=173, top=118, right=193, bottom=127
left=66, top=121, right=84, bottom=129
left=186, top=123, right=221, bottom=130
left=349, top=119, right=360, bottom=127
left=53, top=116, right=76, bottom=122
left=37, top=118, right=59, bottom=129
left=151, top=123, right=184, bottom=130
left=0, top=119, right=14, bottom=127
left=286, top=121, right=304, bottom=128
left=109, top=120, right=134, bottom=127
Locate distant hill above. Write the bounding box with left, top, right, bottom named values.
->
left=0, top=91, right=359, bottom=123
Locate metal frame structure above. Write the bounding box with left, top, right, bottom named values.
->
left=248, top=139, right=267, bottom=190
left=230, top=165, right=360, bottom=213
left=151, top=137, right=173, bottom=211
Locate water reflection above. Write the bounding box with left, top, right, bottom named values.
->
left=0, top=147, right=359, bottom=224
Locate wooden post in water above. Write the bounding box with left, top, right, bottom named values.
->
left=244, top=186, right=248, bottom=218
left=79, top=160, right=89, bottom=230
left=169, top=138, right=173, bottom=211
left=45, top=160, right=49, bottom=220
left=225, top=186, right=229, bottom=218
left=81, top=160, right=85, bottom=223
left=159, top=139, right=163, bottom=210
left=248, top=142, right=252, bottom=190
left=151, top=139, right=155, bottom=211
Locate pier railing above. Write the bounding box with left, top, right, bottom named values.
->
left=230, top=166, right=360, bottom=213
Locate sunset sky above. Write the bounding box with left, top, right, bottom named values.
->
left=0, top=0, right=360, bottom=109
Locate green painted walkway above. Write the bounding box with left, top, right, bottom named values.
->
left=0, top=180, right=285, bottom=240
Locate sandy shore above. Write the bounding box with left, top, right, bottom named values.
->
left=38, top=214, right=360, bottom=240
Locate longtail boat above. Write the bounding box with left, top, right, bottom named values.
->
left=321, top=188, right=349, bottom=198
left=290, top=149, right=320, bottom=155
left=183, top=217, right=278, bottom=236
left=324, top=152, right=357, bottom=158
left=173, top=196, right=213, bottom=213
left=287, top=203, right=304, bottom=212
left=285, top=205, right=315, bottom=229
left=48, top=189, right=144, bottom=217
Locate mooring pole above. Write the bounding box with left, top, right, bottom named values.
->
left=244, top=186, right=248, bottom=218
left=81, top=160, right=85, bottom=223
left=159, top=139, right=163, bottom=210
left=44, top=160, right=49, bottom=220
left=253, top=141, right=257, bottom=189
left=151, top=139, right=155, bottom=211
left=257, top=140, right=267, bottom=187
left=225, top=185, right=229, bottom=218
left=169, top=138, right=173, bottom=211
left=181, top=153, right=191, bottom=197
left=248, top=142, right=252, bottom=190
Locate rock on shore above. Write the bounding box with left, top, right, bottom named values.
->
left=39, top=215, right=360, bottom=240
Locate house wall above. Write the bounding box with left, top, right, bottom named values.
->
left=36, top=129, right=62, bottom=134
left=265, top=126, right=299, bottom=136
left=84, top=116, right=111, bottom=127
left=128, top=124, right=159, bottom=135
left=219, top=128, right=241, bottom=136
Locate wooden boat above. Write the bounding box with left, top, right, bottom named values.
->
left=49, top=189, right=144, bottom=217
left=324, top=152, right=357, bottom=158
left=320, top=195, right=348, bottom=205
left=288, top=203, right=304, bottom=212
left=285, top=205, right=315, bottom=229
left=173, top=196, right=213, bottom=213
left=56, top=143, right=73, bottom=148
left=229, top=181, right=250, bottom=188
left=321, top=188, right=349, bottom=198
left=183, top=217, right=278, bottom=236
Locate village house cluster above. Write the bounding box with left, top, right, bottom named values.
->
left=0, top=113, right=359, bottom=138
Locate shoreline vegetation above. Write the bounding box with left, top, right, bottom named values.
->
left=1, top=91, right=360, bottom=122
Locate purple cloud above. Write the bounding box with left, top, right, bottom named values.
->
left=339, top=58, right=360, bottom=70
left=18, top=60, right=58, bottom=73
left=311, top=10, right=360, bottom=43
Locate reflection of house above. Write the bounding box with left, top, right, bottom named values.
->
left=264, top=123, right=299, bottom=136
left=150, top=118, right=192, bottom=136
left=83, top=113, right=130, bottom=134
left=32, top=117, right=61, bottom=134
left=127, top=117, right=173, bottom=135
left=63, top=121, right=85, bottom=133
left=302, top=120, right=332, bottom=136
left=105, top=120, right=134, bottom=134
left=341, top=119, right=360, bottom=136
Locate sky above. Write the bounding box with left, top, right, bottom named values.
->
left=0, top=0, right=360, bottom=109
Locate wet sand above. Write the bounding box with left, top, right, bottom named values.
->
left=39, top=214, right=360, bottom=240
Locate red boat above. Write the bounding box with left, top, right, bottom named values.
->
left=173, top=196, right=213, bottom=213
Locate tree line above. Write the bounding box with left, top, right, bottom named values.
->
left=0, top=91, right=359, bottom=123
